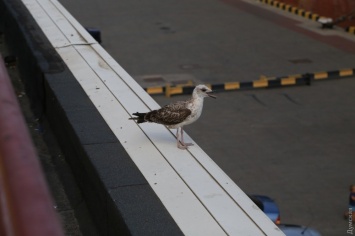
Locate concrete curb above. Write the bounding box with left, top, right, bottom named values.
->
left=0, top=0, right=183, bottom=235
left=144, top=68, right=355, bottom=96
left=259, top=0, right=321, bottom=21
left=259, top=0, right=355, bottom=36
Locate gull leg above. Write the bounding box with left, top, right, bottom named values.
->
left=180, top=128, right=193, bottom=147
left=176, top=127, right=187, bottom=149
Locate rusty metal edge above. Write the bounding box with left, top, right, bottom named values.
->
left=0, top=55, right=64, bottom=236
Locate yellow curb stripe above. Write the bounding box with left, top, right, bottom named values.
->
left=146, top=87, right=163, bottom=94
left=253, top=80, right=268, bottom=88
left=165, top=85, right=183, bottom=97
left=297, top=9, right=304, bottom=16
left=339, top=69, right=354, bottom=77
left=281, top=77, right=297, bottom=85
left=284, top=5, right=292, bottom=11
left=314, top=72, right=328, bottom=80
left=170, top=86, right=183, bottom=94
left=347, top=27, right=355, bottom=34
left=304, top=11, right=311, bottom=18
left=290, top=7, right=298, bottom=14
left=277, top=2, right=285, bottom=9
left=259, top=0, right=323, bottom=23
left=147, top=68, right=354, bottom=96
left=225, top=82, right=240, bottom=90
left=311, top=14, right=319, bottom=21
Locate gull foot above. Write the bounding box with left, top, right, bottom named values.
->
left=178, top=143, right=188, bottom=150
left=177, top=142, right=194, bottom=149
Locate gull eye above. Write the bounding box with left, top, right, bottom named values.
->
left=201, top=88, right=207, bottom=92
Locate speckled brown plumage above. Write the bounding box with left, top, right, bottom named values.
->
left=130, top=85, right=216, bottom=149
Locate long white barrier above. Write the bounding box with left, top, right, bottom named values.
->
left=21, top=0, right=284, bottom=235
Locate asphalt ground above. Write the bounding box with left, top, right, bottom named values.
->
left=59, top=0, right=355, bottom=235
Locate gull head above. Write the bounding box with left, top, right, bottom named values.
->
left=194, top=84, right=217, bottom=99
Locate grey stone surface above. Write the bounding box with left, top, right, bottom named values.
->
left=83, top=142, right=147, bottom=188
left=64, top=108, right=118, bottom=145
left=45, top=72, right=95, bottom=111
left=109, top=185, right=184, bottom=236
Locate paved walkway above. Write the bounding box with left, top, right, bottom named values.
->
left=60, top=0, right=355, bottom=234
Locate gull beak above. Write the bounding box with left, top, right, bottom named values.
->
left=206, top=91, right=217, bottom=99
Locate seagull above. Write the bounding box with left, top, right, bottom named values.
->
left=129, top=84, right=216, bottom=149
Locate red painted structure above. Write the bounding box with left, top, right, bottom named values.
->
left=278, top=0, right=355, bottom=28
left=0, top=55, right=64, bottom=236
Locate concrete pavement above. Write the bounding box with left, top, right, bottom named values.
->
left=59, top=0, right=355, bottom=235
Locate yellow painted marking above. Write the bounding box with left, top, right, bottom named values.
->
left=314, top=72, right=328, bottom=80
left=147, top=87, right=163, bottom=94
left=169, top=86, right=183, bottom=95
left=297, top=9, right=304, bottom=16
left=339, top=69, right=354, bottom=77
left=348, top=27, right=355, bottom=34
left=304, top=12, right=311, bottom=18
left=278, top=2, right=285, bottom=8
left=165, top=84, right=182, bottom=97
left=281, top=77, right=296, bottom=85
left=224, top=82, right=240, bottom=90
left=284, top=5, right=292, bottom=11
left=253, top=80, right=268, bottom=88
left=291, top=7, right=298, bottom=14
left=165, top=84, right=172, bottom=97
left=311, top=14, right=319, bottom=21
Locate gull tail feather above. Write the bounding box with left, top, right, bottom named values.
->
left=129, top=112, right=147, bottom=123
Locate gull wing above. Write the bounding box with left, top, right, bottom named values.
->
left=146, top=102, right=191, bottom=125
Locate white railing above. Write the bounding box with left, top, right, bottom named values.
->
left=21, top=0, right=284, bottom=235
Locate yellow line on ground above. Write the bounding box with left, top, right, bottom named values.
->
left=290, top=7, right=298, bottom=14
left=224, top=82, right=240, bottom=90
left=278, top=2, right=285, bottom=8
left=284, top=5, right=292, bottom=11
left=314, top=72, right=328, bottom=80
left=281, top=77, right=296, bottom=85
left=348, top=27, right=355, bottom=34
left=147, top=87, right=163, bottom=94
left=311, top=14, right=319, bottom=21
left=297, top=9, right=304, bottom=16
left=303, top=11, right=311, bottom=18
left=165, top=84, right=183, bottom=97
left=339, top=69, right=354, bottom=77
left=253, top=80, right=268, bottom=88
